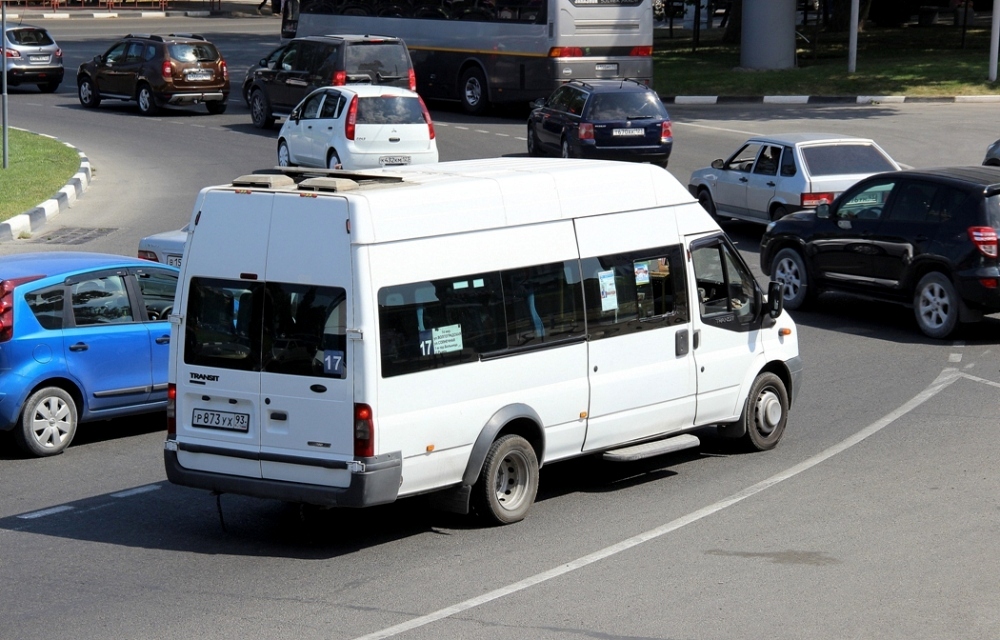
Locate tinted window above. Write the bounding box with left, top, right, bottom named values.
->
left=71, top=275, right=133, bottom=326
left=586, top=92, right=667, bottom=120
left=168, top=43, right=220, bottom=62
left=320, top=92, right=343, bottom=118
left=887, top=181, right=937, bottom=223
left=986, top=195, right=1000, bottom=228
left=800, top=144, right=896, bottom=176
left=135, top=270, right=177, bottom=320
left=838, top=179, right=896, bottom=221
left=25, top=285, right=64, bottom=330
left=546, top=86, right=572, bottom=112
left=565, top=89, right=587, bottom=116
left=125, top=42, right=145, bottom=63
left=7, top=29, right=55, bottom=46
left=185, top=278, right=260, bottom=371
left=502, top=262, right=585, bottom=347
left=356, top=96, right=424, bottom=124
left=105, top=42, right=128, bottom=64
left=779, top=146, right=797, bottom=177
left=345, top=43, right=410, bottom=78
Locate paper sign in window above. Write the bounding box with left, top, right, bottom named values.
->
left=418, top=324, right=464, bottom=355
left=634, top=261, right=650, bottom=285
left=598, top=270, right=618, bottom=312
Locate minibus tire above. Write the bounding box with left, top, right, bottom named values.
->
left=473, top=434, right=538, bottom=525
left=15, top=387, right=78, bottom=457
left=741, top=372, right=788, bottom=452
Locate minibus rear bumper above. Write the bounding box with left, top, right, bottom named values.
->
left=163, top=442, right=402, bottom=507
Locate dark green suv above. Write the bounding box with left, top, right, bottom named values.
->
left=76, top=33, right=230, bottom=116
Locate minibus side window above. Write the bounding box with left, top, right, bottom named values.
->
left=581, top=245, right=689, bottom=340
left=184, top=277, right=263, bottom=371
left=502, top=261, right=585, bottom=347
left=261, top=282, right=348, bottom=378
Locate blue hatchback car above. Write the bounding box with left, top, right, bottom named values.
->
left=0, top=252, right=178, bottom=457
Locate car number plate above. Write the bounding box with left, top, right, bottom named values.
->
left=166, top=255, right=183, bottom=267
left=30, top=55, right=48, bottom=62
left=192, top=409, right=250, bottom=432
left=185, top=69, right=213, bottom=81
left=595, top=63, right=618, bottom=72
left=613, top=128, right=645, bottom=136
left=379, top=155, right=411, bottom=166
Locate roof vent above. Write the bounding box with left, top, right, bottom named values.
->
left=298, top=177, right=359, bottom=192
left=232, top=174, right=296, bottom=189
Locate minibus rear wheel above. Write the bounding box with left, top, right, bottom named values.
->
left=473, top=434, right=539, bottom=525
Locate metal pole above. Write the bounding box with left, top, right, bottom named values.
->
left=990, top=0, right=1000, bottom=81
left=2, top=0, right=9, bottom=169
left=848, top=0, right=858, bottom=73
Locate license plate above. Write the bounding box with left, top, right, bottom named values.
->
left=192, top=408, right=250, bottom=432
left=613, top=128, right=645, bottom=136
left=30, top=55, right=48, bottom=62
left=185, top=69, right=213, bottom=81
left=379, top=155, right=411, bottom=166
left=595, top=63, right=618, bottom=72
left=166, top=255, right=182, bottom=267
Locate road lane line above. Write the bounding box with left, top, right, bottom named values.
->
left=672, top=121, right=761, bottom=136
left=111, top=485, right=160, bottom=499
left=17, top=505, right=74, bottom=520
left=351, top=367, right=962, bottom=640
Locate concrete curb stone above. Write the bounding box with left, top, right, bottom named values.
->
left=0, top=133, right=93, bottom=244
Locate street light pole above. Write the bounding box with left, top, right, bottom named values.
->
left=848, top=0, right=858, bottom=73
left=990, top=0, right=1000, bottom=81
left=2, top=0, right=9, bottom=169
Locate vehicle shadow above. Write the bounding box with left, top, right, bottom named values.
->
left=0, top=412, right=167, bottom=461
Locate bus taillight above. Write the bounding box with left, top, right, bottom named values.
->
left=548, top=47, right=583, bottom=57
left=629, top=46, right=653, bottom=56
left=332, top=70, right=347, bottom=85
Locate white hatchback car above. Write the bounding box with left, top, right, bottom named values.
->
left=688, top=133, right=901, bottom=224
left=277, top=85, right=438, bottom=170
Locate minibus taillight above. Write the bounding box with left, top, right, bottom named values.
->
left=661, top=120, right=673, bottom=143
left=578, top=123, right=594, bottom=140
left=354, top=403, right=374, bottom=457
left=630, top=45, right=653, bottom=57
left=408, top=68, right=417, bottom=91
left=332, top=70, right=347, bottom=86
left=418, top=96, right=435, bottom=139
left=548, top=47, right=583, bottom=57
left=166, top=383, right=176, bottom=436
left=0, top=276, right=42, bottom=343
left=969, top=226, right=999, bottom=257
left=801, top=192, right=834, bottom=208
left=345, top=95, right=358, bottom=140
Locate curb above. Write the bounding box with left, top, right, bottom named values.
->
left=663, top=95, right=1000, bottom=104
left=0, top=133, right=93, bottom=244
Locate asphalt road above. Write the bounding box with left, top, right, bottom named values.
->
left=1, top=17, right=999, bottom=640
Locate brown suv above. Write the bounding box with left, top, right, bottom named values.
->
left=76, top=33, right=229, bottom=116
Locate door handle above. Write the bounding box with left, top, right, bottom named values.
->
left=310, top=384, right=327, bottom=393
left=270, top=411, right=287, bottom=421
left=739, top=177, right=748, bottom=183
left=675, top=329, right=689, bottom=356
left=693, top=329, right=701, bottom=350
left=155, top=335, right=170, bottom=344
left=69, top=342, right=88, bottom=352
left=767, top=181, right=776, bottom=187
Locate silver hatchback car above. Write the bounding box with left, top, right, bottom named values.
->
left=688, top=133, right=901, bottom=224
left=3, top=25, right=63, bottom=93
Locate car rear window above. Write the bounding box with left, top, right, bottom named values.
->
left=168, top=43, right=221, bottom=63
left=801, top=144, right=897, bottom=176
left=586, top=92, right=668, bottom=120
left=345, top=43, right=410, bottom=78
left=356, top=96, right=424, bottom=125
left=7, top=29, right=55, bottom=46
left=986, top=195, right=1000, bottom=228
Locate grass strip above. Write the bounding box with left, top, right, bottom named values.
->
left=0, top=128, right=81, bottom=224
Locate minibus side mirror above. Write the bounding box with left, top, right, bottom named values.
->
left=766, top=281, right=784, bottom=319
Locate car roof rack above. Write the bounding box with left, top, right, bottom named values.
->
left=167, top=33, right=207, bottom=41
left=126, top=34, right=160, bottom=41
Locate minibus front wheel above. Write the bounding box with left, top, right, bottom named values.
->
left=473, top=434, right=539, bottom=525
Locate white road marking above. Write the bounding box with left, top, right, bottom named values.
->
left=17, top=505, right=74, bottom=520
left=351, top=367, right=964, bottom=640
left=672, top=121, right=761, bottom=136
left=111, top=485, right=160, bottom=499
left=949, top=353, right=963, bottom=363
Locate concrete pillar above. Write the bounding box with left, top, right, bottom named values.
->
left=741, top=0, right=797, bottom=70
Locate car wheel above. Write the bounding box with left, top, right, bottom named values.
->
left=78, top=76, right=101, bottom=108
left=739, top=372, right=788, bottom=451
left=914, top=272, right=959, bottom=339
left=277, top=140, right=295, bottom=167
left=771, top=204, right=789, bottom=220
left=39, top=80, right=60, bottom=94
left=697, top=188, right=717, bottom=218
left=771, top=247, right=813, bottom=310
left=459, top=66, right=487, bottom=115
left=250, top=89, right=275, bottom=129
left=206, top=100, right=228, bottom=115
left=137, top=83, right=159, bottom=116
left=14, top=387, right=78, bottom=457
left=472, top=434, right=539, bottom=525
left=327, top=149, right=342, bottom=169
left=527, top=124, right=542, bottom=157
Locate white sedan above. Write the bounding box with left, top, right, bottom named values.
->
left=138, top=224, right=189, bottom=267
left=277, top=85, right=438, bottom=170
left=688, top=133, right=901, bottom=224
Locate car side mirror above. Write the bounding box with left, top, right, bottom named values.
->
left=531, top=97, right=545, bottom=109
left=290, top=108, right=300, bottom=122
left=766, top=281, right=784, bottom=319
left=816, top=203, right=831, bottom=219
left=94, top=54, right=104, bottom=65
left=711, top=159, right=724, bottom=170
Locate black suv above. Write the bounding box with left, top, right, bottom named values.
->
left=242, top=34, right=415, bottom=130
left=526, top=79, right=673, bottom=167
left=760, top=166, right=1000, bottom=338
left=76, top=33, right=229, bottom=116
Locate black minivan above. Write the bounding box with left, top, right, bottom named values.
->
left=243, top=34, right=415, bottom=129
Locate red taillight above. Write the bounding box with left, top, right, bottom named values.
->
left=345, top=94, right=358, bottom=140
left=5, top=49, right=21, bottom=59
left=548, top=47, right=584, bottom=58
left=979, top=278, right=998, bottom=289
left=220, top=59, right=228, bottom=80
left=630, top=45, right=653, bottom=56
left=55, top=48, right=63, bottom=59
left=801, top=192, right=835, bottom=208
left=661, top=120, right=673, bottom=143
left=418, top=96, right=435, bottom=140
left=408, top=68, right=417, bottom=91
left=968, top=226, right=999, bottom=258
left=354, top=403, right=374, bottom=457
left=161, top=60, right=172, bottom=79
left=0, top=276, right=43, bottom=343
left=166, top=383, right=176, bottom=436
left=332, top=70, right=347, bottom=86
left=578, top=122, right=594, bottom=140
left=138, top=250, right=159, bottom=262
